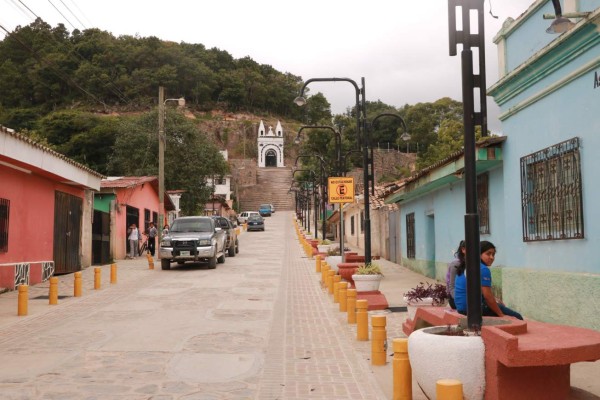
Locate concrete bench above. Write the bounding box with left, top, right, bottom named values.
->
left=403, top=306, right=600, bottom=400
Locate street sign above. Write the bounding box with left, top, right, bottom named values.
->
left=328, top=177, right=355, bottom=204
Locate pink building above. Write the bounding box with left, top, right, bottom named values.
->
left=97, top=177, right=174, bottom=260
left=0, top=126, right=103, bottom=290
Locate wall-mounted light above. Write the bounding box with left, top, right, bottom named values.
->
left=545, top=0, right=576, bottom=34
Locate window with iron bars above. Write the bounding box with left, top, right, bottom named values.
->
left=0, top=198, right=9, bottom=252
left=406, top=212, right=415, bottom=259
left=350, top=216, right=355, bottom=235
left=477, top=173, right=490, bottom=234
left=520, top=137, right=584, bottom=242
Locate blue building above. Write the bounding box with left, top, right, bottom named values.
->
left=386, top=0, right=600, bottom=330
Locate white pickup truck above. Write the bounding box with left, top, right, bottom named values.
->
left=159, top=216, right=227, bottom=270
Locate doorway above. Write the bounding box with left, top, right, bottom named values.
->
left=265, top=149, right=277, bottom=167
left=53, top=191, right=82, bottom=274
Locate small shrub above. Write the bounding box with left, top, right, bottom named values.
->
left=404, top=282, right=448, bottom=306
left=327, top=247, right=341, bottom=256
left=355, top=263, right=383, bottom=276
left=319, top=239, right=331, bottom=245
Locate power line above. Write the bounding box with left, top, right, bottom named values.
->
left=0, top=22, right=109, bottom=109
left=57, top=0, right=87, bottom=29
left=46, top=0, right=78, bottom=30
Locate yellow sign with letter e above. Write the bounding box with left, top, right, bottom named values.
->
left=328, top=177, right=355, bottom=204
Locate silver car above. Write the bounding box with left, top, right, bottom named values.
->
left=159, top=216, right=227, bottom=270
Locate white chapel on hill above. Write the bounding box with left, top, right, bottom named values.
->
left=257, top=120, right=284, bottom=168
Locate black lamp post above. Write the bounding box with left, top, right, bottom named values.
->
left=294, top=77, right=373, bottom=264
left=448, top=0, right=488, bottom=331
left=295, top=155, right=327, bottom=241
left=293, top=169, right=317, bottom=236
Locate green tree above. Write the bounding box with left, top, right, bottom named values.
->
left=108, top=110, right=229, bottom=215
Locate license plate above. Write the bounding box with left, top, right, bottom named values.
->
left=180, top=250, right=190, bottom=256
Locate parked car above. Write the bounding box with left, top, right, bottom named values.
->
left=238, top=211, right=259, bottom=224
left=259, top=204, right=272, bottom=217
left=247, top=214, right=265, bottom=231
left=159, top=216, right=227, bottom=270
left=270, top=204, right=275, bottom=213
left=211, top=216, right=239, bottom=257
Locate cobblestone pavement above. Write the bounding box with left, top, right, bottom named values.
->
left=0, top=212, right=387, bottom=399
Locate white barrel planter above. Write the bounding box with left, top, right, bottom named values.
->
left=325, top=256, right=342, bottom=272
left=408, top=326, right=485, bottom=400
left=317, top=245, right=331, bottom=253
left=352, top=274, right=383, bottom=292
left=403, top=296, right=436, bottom=320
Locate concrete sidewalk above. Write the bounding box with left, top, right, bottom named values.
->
left=339, top=242, right=600, bottom=400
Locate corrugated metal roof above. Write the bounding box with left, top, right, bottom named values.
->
left=101, top=176, right=157, bottom=188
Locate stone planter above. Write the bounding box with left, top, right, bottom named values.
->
left=408, top=326, right=485, bottom=400
left=352, top=274, right=383, bottom=292
left=404, top=296, right=435, bottom=320
left=325, top=255, right=342, bottom=272
left=317, top=244, right=331, bottom=253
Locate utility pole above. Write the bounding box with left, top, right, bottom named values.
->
left=158, top=86, right=165, bottom=248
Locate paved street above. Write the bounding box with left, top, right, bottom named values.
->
left=1, top=211, right=599, bottom=399
left=0, top=212, right=389, bottom=399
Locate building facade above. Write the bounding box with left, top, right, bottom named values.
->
left=257, top=120, right=284, bottom=168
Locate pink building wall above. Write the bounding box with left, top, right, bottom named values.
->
left=111, top=183, right=160, bottom=260
left=0, top=165, right=85, bottom=289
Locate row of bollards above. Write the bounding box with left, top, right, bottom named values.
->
left=292, top=216, right=464, bottom=400
left=16, top=263, right=119, bottom=316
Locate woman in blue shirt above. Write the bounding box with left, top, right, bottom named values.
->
left=454, top=241, right=523, bottom=320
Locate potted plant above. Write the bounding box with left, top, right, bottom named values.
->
left=352, top=263, right=384, bottom=292
left=324, top=247, right=342, bottom=272
left=317, top=239, right=332, bottom=253
left=403, top=282, right=448, bottom=320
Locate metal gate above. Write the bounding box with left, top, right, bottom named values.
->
left=92, top=210, right=110, bottom=265
left=53, top=191, right=82, bottom=274
left=388, top=210, right=400, bottom=264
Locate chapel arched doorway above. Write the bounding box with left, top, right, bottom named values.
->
left=265, top=149, right=278, bottom=167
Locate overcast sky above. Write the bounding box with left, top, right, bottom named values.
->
left=1, top=0, right=533, bottom=133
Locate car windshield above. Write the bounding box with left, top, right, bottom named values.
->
left=248, top=215, right=263, bottom=221
left=170, top=219, right=213, bottom=233
left=259, top=204, right=270, bottom=209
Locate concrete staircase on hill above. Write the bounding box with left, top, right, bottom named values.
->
left=239, top=167, right=295, bottom=212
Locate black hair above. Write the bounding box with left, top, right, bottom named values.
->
left=480, top=240, right=496, bottom=255
left=455, top=240, right=467, bottom=276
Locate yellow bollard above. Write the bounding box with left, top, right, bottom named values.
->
left=110, top=263, right=118, bottom=284
left=146, top=254, right=154, bottom=270
left=315, top=255, right=322, bottom=273
left=327, top=270, right=336, bottom=294
left=49, top=277, right=58, bottom=305
left=74, top=271, right=82, bottom=297
left=371, top=315, right=387, bottom=365
left=356, top=299, right=369, bottom=341
left=347, top=289, right=357, bottom=324
left=243, top=223, right=247, bottom=231
left=94, top=267, right=101, bottom=290
left=339, top=282, right=348, bottom=312
left=321, top=264, right=330, bottom=287
left=393, top=338, right=412, bottom=400
left=17, top=284, right=28, bottom=316
left=333, top=275, right=342, bottom=303
left=436, top=379, right=463, bottom=400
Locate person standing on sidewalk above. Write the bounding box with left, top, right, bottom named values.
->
left=127, top=224, right=140, bottom=259
left=147, top=222, right=158, bottom=256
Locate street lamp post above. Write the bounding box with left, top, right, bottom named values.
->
left=157, top=87, right=185, bottom=251
left=294, top=77, right=373, bottom=264
left=448, top=0, right=488, bottom=331
left=293, top=169, right=317, bottom=235
left=295, top=155, right=327, bottom=241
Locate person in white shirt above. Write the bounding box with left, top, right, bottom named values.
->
left=127, top=224, right=139, bottom=259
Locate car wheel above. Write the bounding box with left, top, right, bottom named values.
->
left=208, top=256, right=217, bottom=269
left=161, top=259, right=171, bottom=270
left=228, top=244, right=236, bottom=257
left=218, top=253, right=226, bottom=264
